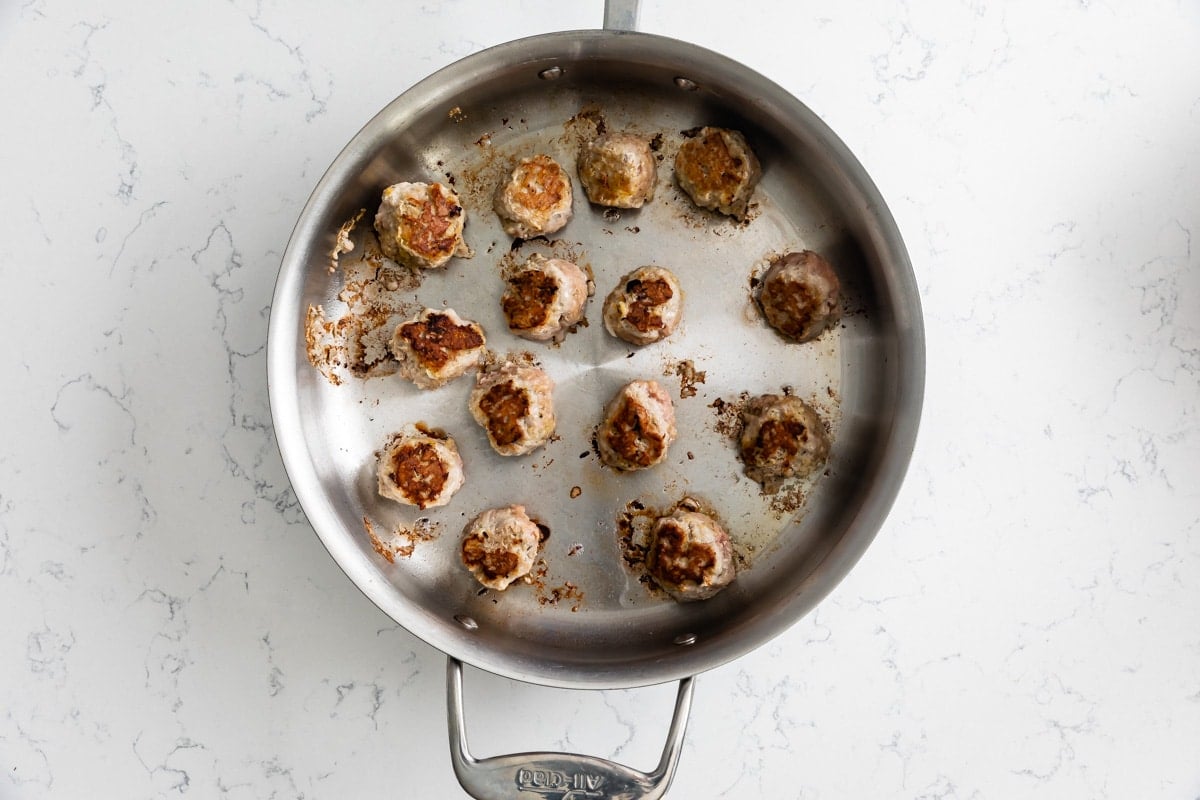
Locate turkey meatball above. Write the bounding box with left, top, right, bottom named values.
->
left=374, top=181, right=470, bottom=269
left=648, top=508, right=736, bottom=602
left=757, top=250, right=841, bottom=343
left=390, top=307, right=487, bottom=390
left=739, top=394, right=831, bottom=492
left=597, top=379, right=676, bottom=471
left=674, top=127, right=761, bottom=220
left=376, top=429, right=465, bottom=510
left=602, top=266, right=683, bottom=346
left=493, top=154, right=574, bottom=239
left=501, top=254, right=590, bottom=343
left=578, top=132, right=657, bottom=209
left=469, top=364, right=556, bottom=457
left=461, top=505, right=542, bottom=591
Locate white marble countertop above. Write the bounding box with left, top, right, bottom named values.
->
left=3, top=1, right=1198, bottom=797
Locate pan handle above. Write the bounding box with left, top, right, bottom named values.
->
left=603, top=0, right=640, bottom=31
left=447, top=658, right=694, bottom=800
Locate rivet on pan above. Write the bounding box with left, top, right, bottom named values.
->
left=538, top=66, right=564, bottom=81
left=673, top=632, right=698, bottom=646
left=673, top=77, right=699, bottom=91
left=454, top=614, right=479, bottom=631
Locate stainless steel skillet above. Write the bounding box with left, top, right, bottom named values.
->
left=268, top=3, right=924, bottom=797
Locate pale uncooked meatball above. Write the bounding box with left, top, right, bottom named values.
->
left=501, top=254, right=590, bottom=342
left=461, top=505, right=542, bottom=591
left=578, top=132, right=657, bottom=208
left=648, top=508, right=736, bottom=602
left=602, top=266, right=683, bottom=346
left=757, top=250, right=841, bottom=343
left=374, top=181, right=470, bottom=269
left=376, top=429, right=465, bottom=510
left=389, top=307, right=487, bottom=390
left=674, top=127, right=761, bottom=220
left=469, top=364, right=556, bottom=457
left=597, top=379, right=676, bottom=471
left=739, top=394, right=831, bottom=492
left=493, top=154, right=574, bottom=238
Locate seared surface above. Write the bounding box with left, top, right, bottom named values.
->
left=602, top=266, right=683, bottom=346
left=757, top=250, right=841, bottom=343
left=374, top=181, right=469, bottom=269
left=376, top=430, right=465, bottom=510
left=578, top=132, right=657, bottom=208
left=389, top=307, right=486, bottom=389
left=461, top=504, right=542, bottom=590
left=739, top=394, right=831, bottom=491
left=674, top=127, right=761, bottom=219
left=598, top=379, right=677, bottom=471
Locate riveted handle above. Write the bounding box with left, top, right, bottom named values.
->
left=446, top=658, right=695, bottom=800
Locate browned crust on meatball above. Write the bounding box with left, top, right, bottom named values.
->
left=399, top=183, right=464, bottom=263
left=476, top=380, right=531, bottom=448
left=502, top=270, right=558, bottom=332
left=603, top=394, right=669, bottom=469
left=739, top=394, right=831, bottom=488
left=651, top=519, right=716, bottom=586
left=382, top=441, right=449, bottom=510
left=584, top=158, right=635, bottom=201
left=762, top=279, right=820, bottom=338
left=399, top=312, right=485, bottom=370
left=678, top=131, right=739, bottom=194
left=675, top=127, right=761, bottom=219
left=623, top=277, right=673, bottom=333
left=758, top=251, right=841, bottom=343
left=462, top=537, right=519, bottom=583
left=578, top=133, right=657, bottom=208
left=506, top=155, right=569, bottom=215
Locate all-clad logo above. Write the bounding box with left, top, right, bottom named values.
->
left=516, top=767, right=606, bottom=798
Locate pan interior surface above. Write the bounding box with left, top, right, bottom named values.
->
left=269, top=31, right=923, bottom=689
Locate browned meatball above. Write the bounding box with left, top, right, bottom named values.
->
left=578, top=133, right=657, bottom=208
left=597, top=380, right=677, bottom=471
left=469, top=364, right=556, bottom=457
left=602, top=266, right=683, bottom=346
left=461, top=505, right=542, bottom=590
left=648, top=508, right=736, bottom=602
left=757, top=250, right=841, bottom=343
left=376, top=428, right=465, bottom=510
left=501, top=254, right=590, bottom=343
left=389, top=307, right=487, bottom=390
left=739, top=394, right=831, bottom=492
left=374, top=181, right=470, bottom=269
left=674, top=127, right=761, bottom=220
left=493, top=154, right=574, bottom=238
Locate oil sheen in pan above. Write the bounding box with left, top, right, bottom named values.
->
left=312, top=93, right=850, bottom=613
